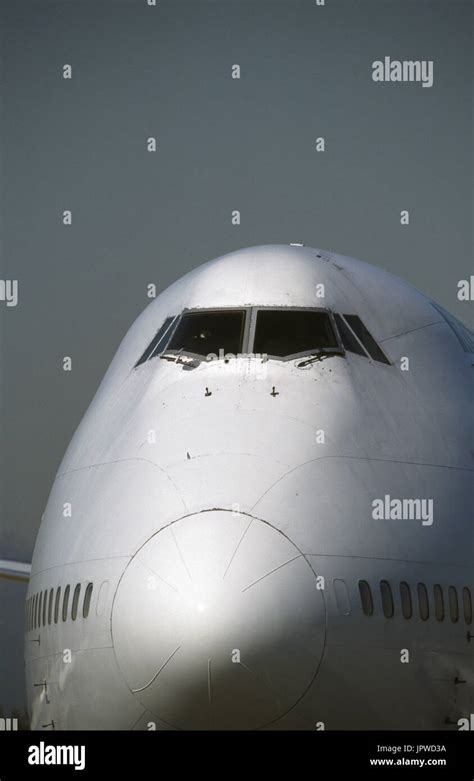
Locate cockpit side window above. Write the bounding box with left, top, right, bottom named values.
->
left=342, top=315, right=390, bottom=364
left=166, top=309, right=246, bottom=358
left=252, top=309, right=339, bottom=358
left=135, top=316, right=178, bottom=368
left=334, top=314, right=367, bottom=357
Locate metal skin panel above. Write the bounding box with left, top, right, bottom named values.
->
left=24, top=245, right=473, bottom=730
left=111, top=512, right=325, bottom=730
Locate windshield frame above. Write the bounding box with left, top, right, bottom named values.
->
left=136, top=305, right=346, bottom=367
left=161, top=306, right=252, bottom=361
left=248, top=305, right=343, bottom=362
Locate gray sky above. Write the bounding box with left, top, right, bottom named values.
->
left=1, top=0, right=472, bottom=563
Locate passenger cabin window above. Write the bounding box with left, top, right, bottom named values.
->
left=380, top=580, right=394, bottom=618
left=72, top=584, right=81, bottom=621
left=253, top=309, right=338, bottom=358
left=83, top=583, right=93, bottom=619
left=448, top=586, right=459, bottom=623
left=54, top=587, right=61, bottom=624
left=62, top=585, right=70, bottom=622
left=433, top=584, right=444, bottom=621
left=417, top=583, right=429, bottom=620
left=463, top=587, right=472, bottom=625
left=42, top=590, right=47, bottom=626
left=48, top=589, right=54, bottom=625
left=167, top=309, right=245, bottom=358
left=400, top=581, right=412, bottom=619
left=358, top=580, right=373, bottom=616
left=135, top=316, right=177, bottom=367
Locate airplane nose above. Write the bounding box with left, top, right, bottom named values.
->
left=112, top=511, right=326, bottom=729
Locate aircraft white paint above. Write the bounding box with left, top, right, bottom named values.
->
left=23, top=244, right=474, bottom=730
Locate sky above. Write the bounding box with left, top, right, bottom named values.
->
left=0, top=0, right=472, bottom=713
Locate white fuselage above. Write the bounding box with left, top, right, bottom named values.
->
left=24, top=245, right=474, bottom=730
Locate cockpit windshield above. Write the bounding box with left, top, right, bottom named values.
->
left=166, top=309, right=245, bottom=358
left=253, top=309, right=338, bottom=358
left=134, top=306, right=390, bottom=368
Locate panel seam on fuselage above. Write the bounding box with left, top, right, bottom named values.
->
left=251, top=454, right=474, bottom=514
left=379, top=319, right=445, bottom=342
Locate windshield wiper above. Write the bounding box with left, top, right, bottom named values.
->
left=296, top=350, right=340, bottom=368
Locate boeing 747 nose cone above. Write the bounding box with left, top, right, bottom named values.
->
left=111, top=511, right=326, bottom=729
